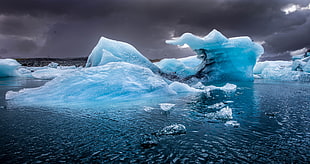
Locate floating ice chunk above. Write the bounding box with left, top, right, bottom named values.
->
left=254, top=60, right=310, bottom=81
left=86, top=36, right=160, bottom=73
left=159, top=103, right=175, bottom=111
left=224, top=100, right=234, bottom=104
left=254, top=61, right=292, bottom=74
left=207, top=102, right=226, bottom=110
left=0, top=59, right=21, bottom=77
left=192, top=82, right=237, bottom=93
left=166, top=29, right=264, bottom=82
left=225, top=121, right=240, bottom=128
left=205, top=106, right=233, bottom=120
left=169, top=81, right=203, bottom=93
left=159, top=124, right=186, bottom=135
left=143, top=106, right=155, bottom=112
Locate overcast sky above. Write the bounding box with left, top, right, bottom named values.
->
left=0, top=0, right=309, bottom=60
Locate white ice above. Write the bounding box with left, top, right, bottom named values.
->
left=17, top=65, right=78, bottom=79
left=225, top=120, right=240, bottom=128
left=0, top=59, right=21, bottom=77
left=254, top=55, right=310, bottom=81
left=159, top=124, right=186, bottom=135
left=204, top=106, right=233, bottom=120
left=159, top=103, right=176, bottom=111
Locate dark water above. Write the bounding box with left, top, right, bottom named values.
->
left=0, top=77, right=309, bottom=163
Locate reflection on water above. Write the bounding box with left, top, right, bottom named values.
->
left=0, top=78, right=309, bottom=163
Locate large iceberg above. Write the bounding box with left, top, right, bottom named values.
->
left=0, top=59, right=21, bottom=77
left=6, top=62, right=175, bottom=105
left=6, top=32, right=243, bottom=108
left=86, top=36, right=160, bottom=73
left=165, top=29, right=264, bottom=82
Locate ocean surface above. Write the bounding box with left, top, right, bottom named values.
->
left=0, top=77, right=309, bottom=163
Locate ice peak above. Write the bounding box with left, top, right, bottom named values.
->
left=203, top=29, right=228, bottom=43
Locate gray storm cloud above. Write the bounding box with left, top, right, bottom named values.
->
left=0, top=0, right=309, bottom=60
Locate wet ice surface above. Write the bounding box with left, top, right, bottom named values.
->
left=0, top=78, right=310, bottom=163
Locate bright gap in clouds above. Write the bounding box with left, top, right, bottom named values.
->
left=282, top=3, right=310, bottom=15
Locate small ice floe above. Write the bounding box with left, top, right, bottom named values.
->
left=159, top=103, right=175, bottom=111
left=143, top=106, right=154, bottom=112
left=205, top=83, right=237, bottom=93
left=158, top=124, right=186, bottom=136
left=192, top=82, right=237, bottom=93
left=224, top=100, right=234, bottom=104
left=205, top=106, right=233, bottom=120
left=207, top=102, right=226, bottom=110
left=225, top=120, right=240, bottom=128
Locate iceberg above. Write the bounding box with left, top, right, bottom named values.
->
left=6, top=62, right=175, bottom=106
left=165, top=29, right=264, bottom=82
left=253, top=53, right=310, bottom=81
left=86, top=36, right=160, bottom=73
left=6, top=34, right=239, bottom=108
left=0, top=59, right=21, bottom=77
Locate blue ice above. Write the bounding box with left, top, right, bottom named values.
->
left=0, top=59, right=21, bottom=77
left=165, top=29, right=264, bottom=82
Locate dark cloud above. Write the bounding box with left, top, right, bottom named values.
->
left=0, top=0, right=309, bottom=60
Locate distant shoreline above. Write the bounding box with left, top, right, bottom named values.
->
left=13, top=57, right=162, bottom=67
left=15, top=57, right=88, bottom=67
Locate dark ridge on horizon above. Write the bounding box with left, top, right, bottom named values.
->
left=14, top=57, right=164, bottom=67
left=15, top=57, right=88, bottom=67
